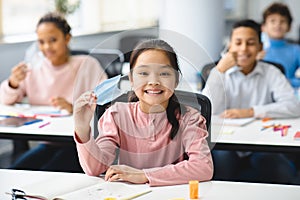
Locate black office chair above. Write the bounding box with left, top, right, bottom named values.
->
left=119, top=35, right=157, bottom=62
left=200, top=60, right=285, bottom=89
left=200, top=61, right=218, bottom=89
left=94, top=90, right=212, bottom=147
left=260, top=60, right=285, bottom=74
left=70, top=49, right=89, bottom=56
left=89, top=49, right=125, bottom=78
left=71, top=49, right=125, bottom=78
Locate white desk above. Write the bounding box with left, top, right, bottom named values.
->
left=211, top=117, right=300, bottom=152
left=0, top=169, right=299, bottom=200
left=0, top=104, right=74, bottom=142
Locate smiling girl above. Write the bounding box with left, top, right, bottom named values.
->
left=74, top=39, right=213, bottom=186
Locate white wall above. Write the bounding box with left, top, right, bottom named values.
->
left=159, top=0, right=225, bottom=89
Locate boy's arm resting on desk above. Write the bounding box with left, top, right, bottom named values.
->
left=253, top=70, right=300, bottom=118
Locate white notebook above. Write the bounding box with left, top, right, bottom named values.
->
left=13, top=174, right=151, bottom=200
left=213, top=115, right=255, bottom=127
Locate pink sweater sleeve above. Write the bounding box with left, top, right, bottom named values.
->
left=144, top=111, right=214, bottom=186
left=75, top=111, right=120, bottom=176
left=0, top=80, right=26, bottom=104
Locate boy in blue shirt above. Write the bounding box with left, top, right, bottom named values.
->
left=260, top=2, right=300, bottom=88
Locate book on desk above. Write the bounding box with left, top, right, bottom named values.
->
left=212, top=115, right=255, bottom=127
left=7, top=173, right=151, bottom=200
left=0, top=116, right=43, bottom=127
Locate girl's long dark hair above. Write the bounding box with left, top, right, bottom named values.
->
left=129, top=39, right=186, bottom=140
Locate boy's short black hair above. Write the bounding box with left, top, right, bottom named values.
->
left=230, top=19, right=262, bottom=43
left=262, top=2, right=293, bottom=27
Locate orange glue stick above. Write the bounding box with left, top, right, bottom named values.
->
left=189, top=180, right=199, bottom=199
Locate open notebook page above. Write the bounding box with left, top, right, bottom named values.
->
left=59, top=181, right=152, bottom=200
left=212, top=115, right=255, bottom=127
left=18, top=173, right=101, bottom=199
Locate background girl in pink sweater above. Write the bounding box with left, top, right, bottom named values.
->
left=74, top=39, right=213, bottom=186
left=0, top=12, right=107, bottom=172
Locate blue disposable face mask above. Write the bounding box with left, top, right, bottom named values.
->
left=93, top=75, right=126, bottom=105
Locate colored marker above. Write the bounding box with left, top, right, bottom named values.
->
left=261, top=124, right=275, bottom=131
left=38, top=122, right=51, bottom=128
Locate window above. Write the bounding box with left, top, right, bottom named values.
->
left=0, top=0, right=159, bottom=43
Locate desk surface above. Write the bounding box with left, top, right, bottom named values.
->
left=211, top=116, right=300, bottom=152
left=0, top=169, right=299, bottom=200
left=0, top=104, right=74, bottom=142
left=2, top=104, right=300, bottom=151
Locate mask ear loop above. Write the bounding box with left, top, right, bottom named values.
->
left=118, top=73, right=131, bottom=93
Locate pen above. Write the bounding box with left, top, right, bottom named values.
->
left=0, top=114, right=17, bottom=118
left=5, top=192, right=47, bottom=200
left=261, top=124, right=275, bottom=131
left=23, top=119, right=43, bottom=125
left=38, top=121, right=51, bottom=128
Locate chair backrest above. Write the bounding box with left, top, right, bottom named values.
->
left=260, top=60, right=285, bottom=74
left=71, top=49, right=125, bottom=78
left=70, top=49, right=89, bottom=56
left=200, top=61, right=218, bottom=89
left=200, top=60, right=286, bottom=89
left=89, top=49, right=125, bottom=78
left=119, top=35, right=156, bottom=62
left=94, top=90, right=212, bottom=141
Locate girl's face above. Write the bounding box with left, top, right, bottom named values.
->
left=262, top=13, right=290, bottom=39
left=130, top=50, right=178, bottom=113
left=36, top=22, right=71, bottom=66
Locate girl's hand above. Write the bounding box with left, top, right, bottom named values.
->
left=50, top=97, right=73, bottom=114
left=221, top=108, right=254, bottom=118
left=105, top=165, right=149, bottom=184
left=8, top=62, right=29, bottom=88
left=73, top=91, right=97, bottom=142
left=216, top=51, right=237, bottom=73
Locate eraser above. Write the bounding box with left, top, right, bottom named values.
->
left=294, top=131, right=300, bottom=140
left=222, top=128, right=234, bottom=134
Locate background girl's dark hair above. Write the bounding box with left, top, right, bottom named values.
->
left=262, top=2, right=293, bottom=27
left=37, top=12, right=71, bottom=36
left=129, top=39, right=186, bottom=140
left=231, top=19, right=262, bottom=44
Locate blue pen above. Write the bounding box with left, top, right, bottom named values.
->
left=0, top=115, right=16, bottom=118
left=23, top=119, right=43, bottom=125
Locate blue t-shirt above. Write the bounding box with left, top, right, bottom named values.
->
left=263, top=38, right=300, bottom=87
